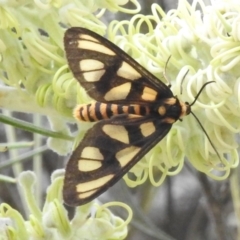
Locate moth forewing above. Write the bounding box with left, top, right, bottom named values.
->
left=63, top=27, right=174, bottom=104
left=63, top=115, right=174, bottom=206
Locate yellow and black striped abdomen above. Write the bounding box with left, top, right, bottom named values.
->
left=74, top=102, right=151, bottom=122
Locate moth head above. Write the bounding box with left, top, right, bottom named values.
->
left=180, top=101, right=191, bottom=117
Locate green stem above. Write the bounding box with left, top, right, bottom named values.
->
left=0, top=113, right=74, bottom=141
left=0, top=145, right=48, bottom=170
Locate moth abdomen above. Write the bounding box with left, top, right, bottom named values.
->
left=74, top=102, right=151, bottom=122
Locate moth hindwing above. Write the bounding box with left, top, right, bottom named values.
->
left=63, top=27, right=190, bottom=206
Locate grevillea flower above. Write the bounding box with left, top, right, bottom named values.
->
left=0, top=0, right=240, bottom=237
left=106, top=0, right=240, bottom=186
left=0, top=171, right=132, bottom=239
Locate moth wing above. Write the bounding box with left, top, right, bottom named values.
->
left=63, top=115, right=172, bottom=206
left=64, top=27, right=173, bottom=104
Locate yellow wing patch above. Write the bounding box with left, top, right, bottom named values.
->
left=103, top=125, right=129, bottom=144
left=78, top=160, right=102, bottom=172
left=76, top=174, right=115, bottom=199
left=104, top=82, right=131, bottom=101
left=117, top=61, right=142, bottom=80
left=116, top=146, right=141, bottom=167
left=78, top=39, right=116, bottom=55
left=139, top=122, right=156, bottom=137
left=79, top=59, right=104, bottom=71
left=142, top=87, right=158, bottom=101
left=78, top=147, right=104, bottom=172
left=83, top=69, right=106, bottom=82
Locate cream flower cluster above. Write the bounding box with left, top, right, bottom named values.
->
left=0, top=0, right=240, bottom=238
left=1, top=0, right=239, bottom=192
left=105, top=0, right=240, bottom=184
left=0, top=171, right=131, bottom=239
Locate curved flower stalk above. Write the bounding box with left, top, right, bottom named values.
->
left=0, top=171, right=132, bottom=239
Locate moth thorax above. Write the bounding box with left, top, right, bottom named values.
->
left=179, top=101, right=191, bottom=117
left=159, top=97, right=189, bottom=122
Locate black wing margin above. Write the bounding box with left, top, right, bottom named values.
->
left=64, top=27, right=173, bottom=104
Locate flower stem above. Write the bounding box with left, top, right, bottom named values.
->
left=0, top=113, right=73, bottom=141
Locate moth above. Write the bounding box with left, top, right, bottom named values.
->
left=63, top=27, right=213, bottom=206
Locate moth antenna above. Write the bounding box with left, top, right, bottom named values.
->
left=190, top=81, right=215, bottom=107
left=180, top=69, right=189, bottom=95
left=190, top=111, right=222, bottom=161
left=163, top=55, right=172, bottom=87
left=189, top=81, right=221, bottom=162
